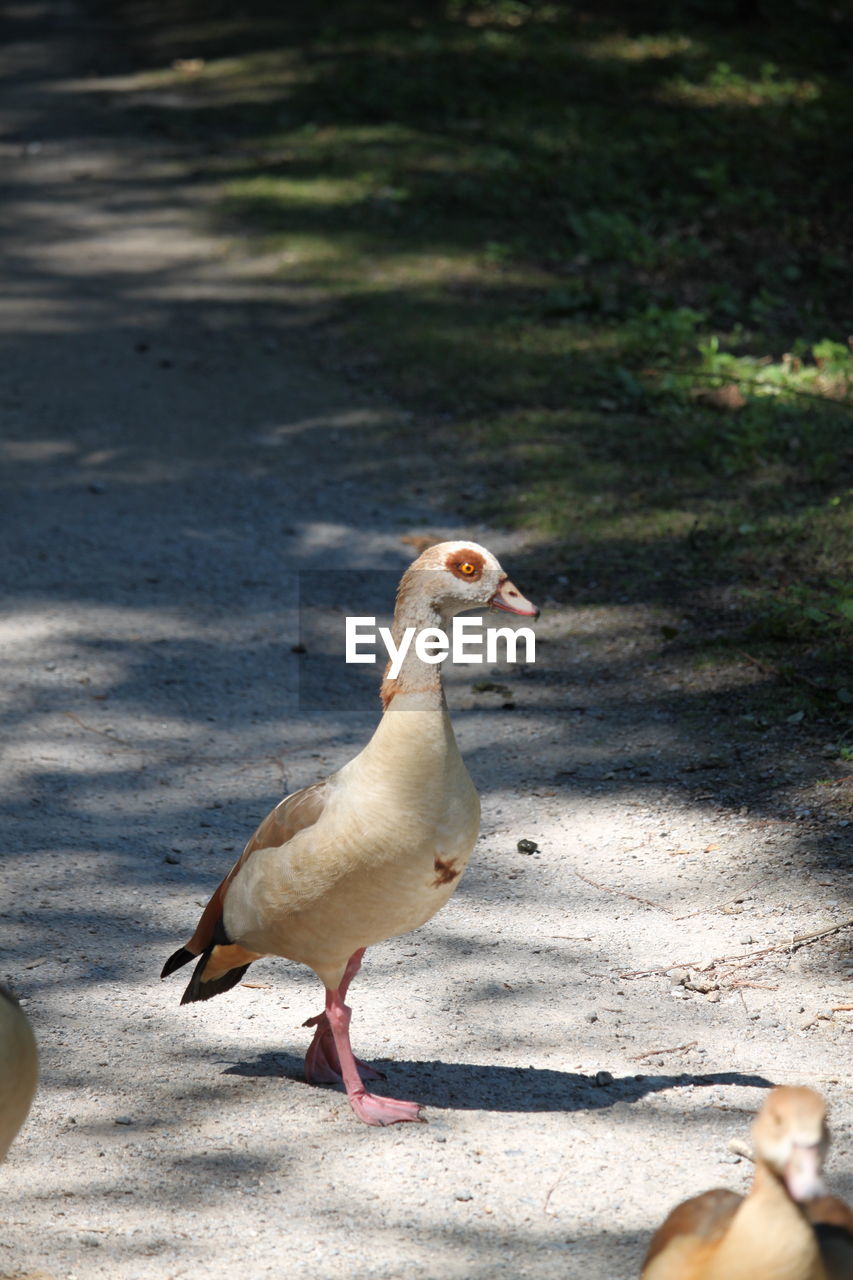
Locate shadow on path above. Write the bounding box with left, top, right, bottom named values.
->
left=225, top=1051, right=772, bottom=1113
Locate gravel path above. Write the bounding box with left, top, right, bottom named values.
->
left=1, top=5, right=851, bottom=1278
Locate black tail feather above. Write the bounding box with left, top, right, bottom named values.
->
left=180, top=952, right=252, bottom=1005
left=161, top=946, right=196, bottom=980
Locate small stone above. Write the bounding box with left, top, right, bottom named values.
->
left=683, top=969, right=718, bottom=994
left=455, top=1191, right=474, bottom=1202
left=114, top=1116, right=134, bottom=1126
left=594, top=1070, right=614, bottom=1087
left=517, top=839, right=538, bottom=854
left=291, top=643, right=307, bottom=654
left=585, top=1011, right=598, bottom=1023
left=163, top=853, right=179, bottom=865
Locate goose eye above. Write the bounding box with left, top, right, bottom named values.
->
left=458, top=562, right=476, bottom=576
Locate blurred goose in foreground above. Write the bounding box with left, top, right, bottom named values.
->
left=641, top=1085, right=852, bottom=1280
left=0, top=984, right=38, bottom=1161
left=806, top=1193, right=853, bottom=1280
left=163, top=541, right=538, bottom=1125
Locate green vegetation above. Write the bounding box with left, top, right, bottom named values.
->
left=108, top=0, right=852, bottom=717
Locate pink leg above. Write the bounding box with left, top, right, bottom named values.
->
left=303, top=949, right=385, bottom=1086
left=324, top=987, right=424, bottom=1126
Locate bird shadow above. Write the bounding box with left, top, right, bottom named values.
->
left=223, top=1051, right=772, bottom=1113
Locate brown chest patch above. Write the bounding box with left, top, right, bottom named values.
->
left=432, top=855, right=461, bottom=887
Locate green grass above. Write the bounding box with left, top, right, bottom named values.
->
left=106, top=0, right=853, bottom=714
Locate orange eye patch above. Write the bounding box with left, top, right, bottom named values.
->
left=448, top=550, right=484, bottom=581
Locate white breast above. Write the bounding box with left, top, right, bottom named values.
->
left=223, top=699, right=480, bottom=989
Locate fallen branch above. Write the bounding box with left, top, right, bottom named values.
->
left=572, top=867, right=671, bottom=914
left=677, top=880, right=761, bottom=921
left=543, top=1168, right=569, bottom=1216
left=63, top=710, right=137, bottom=749
left=620, top=918, right=853, bottom=980
left=630, top=1040, right=698, bottom=1062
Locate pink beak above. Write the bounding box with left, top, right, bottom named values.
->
left=490, top=577, right=539, bottom=618
left=784, top=1144, right=826, bottom=1202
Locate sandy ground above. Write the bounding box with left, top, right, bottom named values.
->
left=1, top=4, right=851, bottom=1278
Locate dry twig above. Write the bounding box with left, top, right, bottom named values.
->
left=677, top=880, right=761, bottom=921
left=620, top=918, right=853, bottom=980
left=630, top=1040, right=698, bottom=1061
left=572, top=867, right=670, bottom=914
left=543, top=1168, right=569, bottom=1215
left=63, top=710, right=137, bottom=749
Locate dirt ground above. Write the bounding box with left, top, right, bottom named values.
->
left=0, top=4, right=850, bottom=1278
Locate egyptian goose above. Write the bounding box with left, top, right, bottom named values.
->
left=641, top=1085, right=851, bottom=1280
left=162, top=541, right=538, bottom=1125
left=0, top=984, right=38, bottom=1161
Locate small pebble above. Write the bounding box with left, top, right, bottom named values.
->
left=594, top=1070, right=614, bottom=1087
left=164, top=853, right=179, bottom=865
left=517, top=839, right=538, bottom=854
left=114, top=1116, right=134, bottom=1126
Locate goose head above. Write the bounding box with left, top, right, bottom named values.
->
left=397, top=540, right=538, bottom=624
left=752, top=1085, right=828, bottom=1202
